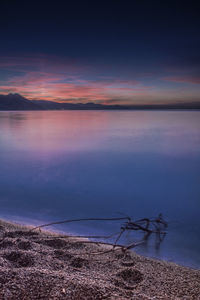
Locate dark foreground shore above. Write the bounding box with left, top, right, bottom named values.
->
left=0, top=219, right=199, bottom=300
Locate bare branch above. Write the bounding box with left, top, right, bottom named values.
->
left=28, top=214, right=168, bottom=256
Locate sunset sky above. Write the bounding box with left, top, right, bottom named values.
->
left=0, top=1, right=200, bottom=105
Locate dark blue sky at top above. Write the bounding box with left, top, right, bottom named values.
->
left=0, top=0, right=200, bottom=104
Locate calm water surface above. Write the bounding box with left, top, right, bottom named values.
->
left=0, top=111, right=200, bottom=268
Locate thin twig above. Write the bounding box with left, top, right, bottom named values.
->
left=31, top=217, right=131, bottom=231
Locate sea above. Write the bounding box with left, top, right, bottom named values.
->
left=0, top=110, right=199, bottom=268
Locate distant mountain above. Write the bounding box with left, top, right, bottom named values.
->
left=31, top=99, right=124, bottom=110
left=0, top=94, right=123, bottom=110
left=0, top=93, right=200, bottom=110
left=0, top=93, right=42, bottom=110
left=32, top=99, right=200, bottom=110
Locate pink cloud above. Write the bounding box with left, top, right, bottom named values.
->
left=0, top=54, right=173, bottom=105
left=164, top=76, right=200, bottom=85
left=0, top=55, right=152, bottom=103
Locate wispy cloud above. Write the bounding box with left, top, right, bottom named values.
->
left=0, top=54, right=200, bottom=105
left=0, top=55, right=154, bottom=103
left=164, top=76, right=200, bottom=85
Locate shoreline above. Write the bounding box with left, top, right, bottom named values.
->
left=0, top=218, right=200, bottom=299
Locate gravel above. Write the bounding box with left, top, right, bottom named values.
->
left=0, top=219, right=199, bottom=300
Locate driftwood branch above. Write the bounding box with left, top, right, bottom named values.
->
left=30, top=217, right=131, bottom=231
left=30, top=213, right=167, bottom=255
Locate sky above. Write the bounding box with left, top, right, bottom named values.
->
left=0, top=1, right=200, bottom=105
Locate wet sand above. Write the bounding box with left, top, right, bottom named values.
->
left=0, top=219, right=199, bottom=299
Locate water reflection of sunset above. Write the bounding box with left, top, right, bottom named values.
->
left=0, top=111, right=200, bottom=159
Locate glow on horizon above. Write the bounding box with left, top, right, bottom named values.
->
left=0, top=55, right=200, bottom=105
